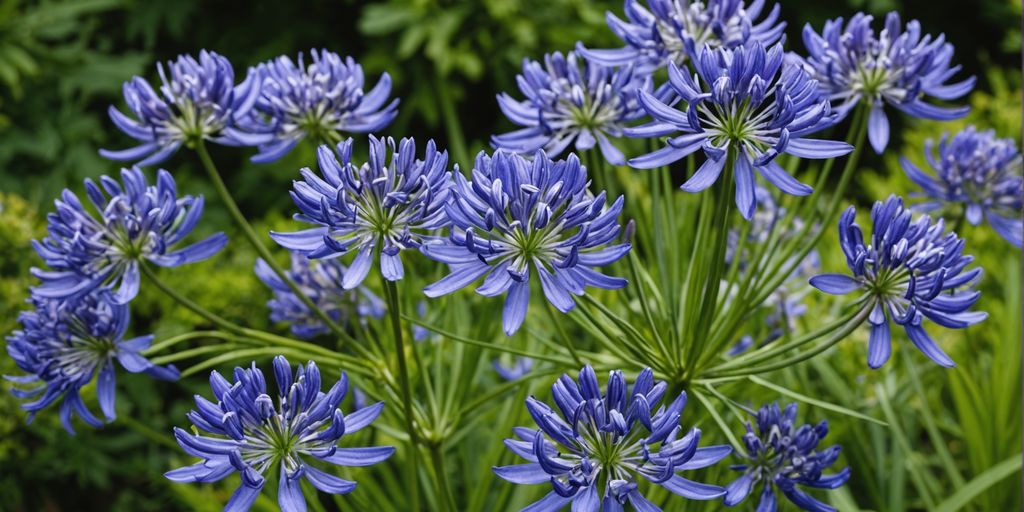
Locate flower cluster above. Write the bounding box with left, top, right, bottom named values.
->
left=101, top=50, right=261, bottom=165
left=810, top=195, right=986, bottom=368
left=800, top=12, right=974, bottom=153
left=166, top=356, right=394, bottom=511
left=494, top=366, right=731, bottom=509
left=272, top=136, right=453, bottom=288
left=902, top=125, right=1023, bottom=247
left=255, top=253, right=385, bottom=339
left=102, top=49, right=397, bottom=166
left=492, top=51, right=655, bottom=165
left=32, top=168, right=226, bottom=305
left=629, top=43, right=850, bottom=219
left=422, top=150, right=630, bottom=335
left=236, top=49, right=399, bottom=163
left=579, top=0, right=785, bottom=71
left=5, top=290, right=179, bottom=433
left=724, top=403, right=850, bottom=512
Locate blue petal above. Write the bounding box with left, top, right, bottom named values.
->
left=97, top=362, right=116, bottom=421
left=503, top=281, right=530, bottom=336
left=680, top=155, right=726, bottom=193
left=572, top=485, right=599, bottom=512
left=723, top=473, right=754, bottom=506
left=905, top=324, right=955, bottom=367
left=809, top=274, right=860, bottom=295
left=492, top=463, right=550, bottom=484
left=523, top=490, right=573, bottom=512
left=784, top=138, right=854, bottom=159
left=734, top=154, right=756, bottom=220
left=868, top=321, right=892, bottom=369
left=868, top=104, right=890, bottom=154
left=318, top=446, right=395, bottom=467
left=423, top=263, right=491, bottom=297
left=658, top=475, right=726, bottom=500
left=341, top=247, right=374, bottom=290
left=304, top=465, right=357, bottom=495
left=278, top=468, right=307, bottom=512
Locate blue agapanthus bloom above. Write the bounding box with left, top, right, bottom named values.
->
left=810, top=195, right=986, bottom=368
left=801, top=12, right=974, bottom=153
left=628, top=43, right=851, bottom=220
left=724, top=403, right=850, bottom=512
left=494, top=366, right=731, bottom=510
left=492, top=51, right=658, bottom=166
left=421, top=150, right=630, bottom=336
left=5, top=290, right=179, bottom=434
left=902, top=125, right=1023, bottom=247
left=31, top=168, right=227, bottom=305
left=271, top=136, right=453, bottom=289
left=255, top=253, right=385, bottom=339
left=234, top=49, right=399, bottom=163
left=101, top=50, right=262, bottom=166
left=493, top=356, right=534, bottom=381
left=166, top=356, right=394, bottom=511
left=578, top=0, right=785, bottom=72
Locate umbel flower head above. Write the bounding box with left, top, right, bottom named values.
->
left=101, top=50, right=262, bottom=166
left=166, top=356, right=394, bottom=511
left=421, top=150, right=630, bottom=336
left=494, top=366, right=731, bottom=510
left=235, top=49, right=399, bottom=163
left=492, top=51, right=656, bottom=166
left=724, top=403, right=850, bottom=512
left=271, top=136, right=453, bottom=289
left=578, top=0, right=785, bottom=71
left=810, top=195, right=986, bottom=368
left=5, top=290, right=179, bottom=434
left=628, top=43, right=851, bottom=220
left=801, top=12, right=974, bottom=153
left=902, top=125, right=1023, bottom=247
left=255, top=253, right=385, bottom=339
left=32, top=168, right=227, bottom=305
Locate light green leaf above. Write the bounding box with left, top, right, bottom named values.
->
left=749, top=376, right=887, bottom=426
left=935, top=454, right=1022, bottom=512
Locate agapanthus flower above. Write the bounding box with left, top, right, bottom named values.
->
left=5, top=290, right=179, bottom=434
left=801, top=12, right=974, bottom=153
left=166, top=356, right=394, bottom=511
left=494, top=366, right=730, bottom=510
left=724, top=403, right=849, bottom=512
left=421, top=150, right=630, bottom=336
left=101, top=50, right=261, bottom=166
left=902, top=126, right=1023, bottom=247
left=627, top=43, right=851, bottom=220
left=578, top=0, right=785, bottom=72
left=810, top=195, right=986, bottom=368
left=493, top=51, right=657, bottom=166
left=31, top=168, right=227, bottom=304
left=234, top=49, right=399, bottom=163
left=255, top=253, right=384, bottom=339
left=271, top=136, right=453, bottom=289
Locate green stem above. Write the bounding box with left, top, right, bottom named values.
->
left=382, top=278, right=420, bottom=511
left=119, top=414, right=180, bottom=451
left=193, top=140, right=363, bottom=352
left=434, top=71, right=468, bottom=167
left=544, top=299, right=583, bottom=366
left=429, top=443, right=457, bottom=512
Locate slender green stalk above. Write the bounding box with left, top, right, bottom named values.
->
left=429, top=443, right=458, bottom=511
left=544, top=299, right=583, bottom=366
left=142, top=330, right=234, bottom=356
left=381, top=278, right=420, bottom=512
left=192, top=140, right=362, bottom=351
left=434, top=71, right=469, bottom=167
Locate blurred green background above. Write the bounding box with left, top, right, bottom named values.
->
left=0, top=0, right=1020, bottom=510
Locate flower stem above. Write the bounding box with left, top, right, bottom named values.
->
left=192, top=140, right=364, bottom=353
left=434, top=70, right=469, bottom=168
left=381, top=277, right=421, bottom=511
left=429, top=442, right=458, bottom=511
left=544, top=299, right=584, bottom=367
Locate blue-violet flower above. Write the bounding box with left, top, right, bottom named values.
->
left=421, top=150, right=630, bottom=336
left=255, top=253, right=385, bottom=340
left=5, top=290, right=179, bottom=434
left=494, top=366, right=731, bottom=510
left=902, top=125, right=1023, bottom=247
left=578, top=0, right=785, bottom=72
left=166, top=356, right=394, bottom=511
left=271, top=136, right=453, bottom=289
left=724, top=402, right=850, bottom=512
left=801, top=12, right=974, bottom=153
left=809, top=195, right=986, bottom=368
left=31, top=167, right=227, bottom=304
left=235, top=49, right=399, bottom=163
left=101, top=50, right=261, bottom=165
left=628, top=43, right=851, bottom=219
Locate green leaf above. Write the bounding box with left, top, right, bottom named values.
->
left=748, top=376, right=887, bottom=426
left=935, top=454, right=1022, bottom=512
